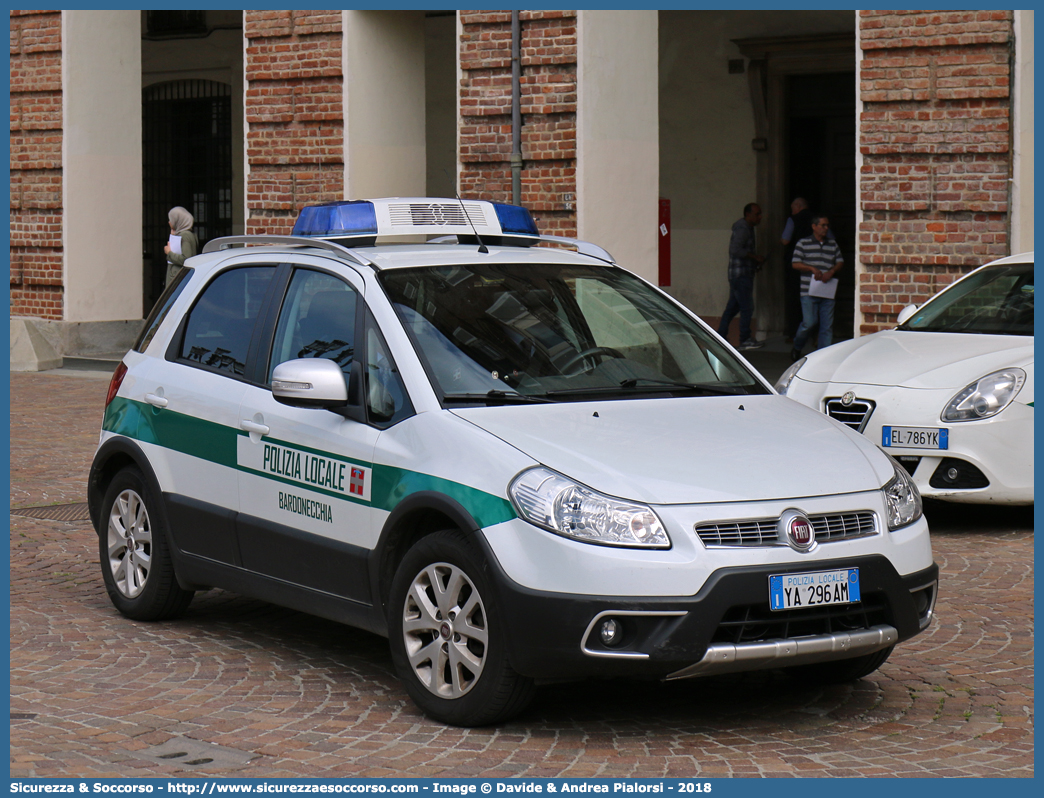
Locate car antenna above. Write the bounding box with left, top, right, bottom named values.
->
left=447, top=170, right=488, bottom=254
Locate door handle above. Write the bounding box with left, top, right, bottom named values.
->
left=144, top=393, right=168, bottom=408
left=240, top=419, right=270, bottom=436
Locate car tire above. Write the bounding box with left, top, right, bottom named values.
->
left=98, top=466, right=194, bottom=621
left=388, top=529, right=536, bottom=726
left=791, top=645, right=894, bottom=684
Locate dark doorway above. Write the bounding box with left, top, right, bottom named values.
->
left=142, top=80, right=233, bottom=309
left=785, top=72, right=856, bottom=343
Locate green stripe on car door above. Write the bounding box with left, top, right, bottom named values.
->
left=371, top=466, right=516, bottom=528
left=104, top=396, right=517, bottom=526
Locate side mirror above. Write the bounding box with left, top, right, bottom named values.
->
left=271, top=358, right=349, bottom=409
left=896, top=304, right=919, bottom=326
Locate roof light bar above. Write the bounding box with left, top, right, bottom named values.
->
left=292, top=197, right=541, bottom=242
left=292, top=201, right=378, bottom=238
left=492, top=203, right=539, bottom=236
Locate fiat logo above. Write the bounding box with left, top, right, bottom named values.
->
left=841, top=391, right=856, bottom=406
left=778, top=509, right=816, bottom=552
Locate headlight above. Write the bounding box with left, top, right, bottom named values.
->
left=774, top=357, right=806, bottom=395
left=942, top=368, right=1026, bottom=422
left=509, top=467, right=671, bottom=548
left=881, top=455, right=922, bottom=530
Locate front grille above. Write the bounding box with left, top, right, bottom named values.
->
left=388, top=202, right=488, bottom=228
left=712, top=593, right=892, bottom=646
left=824, top=396, right=875, bottom=432
left=696, top=519, right=776, bottom=546
left=696, top=511, right=877, bottom=547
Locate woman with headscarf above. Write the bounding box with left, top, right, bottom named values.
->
left=164, top=206, right=198, bottom=287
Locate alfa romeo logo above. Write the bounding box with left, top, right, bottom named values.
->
left=841, top=391, right=856, bottom=406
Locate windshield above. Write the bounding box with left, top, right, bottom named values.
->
left=379, top=262, right=768, bottom=403
left=899, top=262, right=1034, bottom=336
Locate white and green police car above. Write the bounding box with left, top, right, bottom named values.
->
left=89, top=198, right=938, bottom=726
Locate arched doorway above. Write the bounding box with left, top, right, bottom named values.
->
left=142, top=79, right=233, bottom=308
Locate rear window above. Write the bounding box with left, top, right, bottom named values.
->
left=135, top=267, right=192, bottom=353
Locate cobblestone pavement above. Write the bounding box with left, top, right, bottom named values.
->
left=9, top=371, right=1034, bottom=778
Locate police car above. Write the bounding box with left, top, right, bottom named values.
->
left=89, top=198, right=938, bottom=726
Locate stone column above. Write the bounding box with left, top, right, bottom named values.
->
left=344, top=11, right=427, bottom=199
left=62, top=10, right=142, bottom=323
left=577, top=10, right=659, bottom=282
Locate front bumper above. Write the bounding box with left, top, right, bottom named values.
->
left=482, top=549, right=938, bottom=681
left=787, top=379, right=1034, bottom=504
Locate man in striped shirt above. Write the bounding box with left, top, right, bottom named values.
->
left=790, top=215, right=843, bottom=361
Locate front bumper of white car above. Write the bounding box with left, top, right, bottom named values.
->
left=788, top=379, right=1034, bottom=504
left=476, top=490, right=936, bottom=680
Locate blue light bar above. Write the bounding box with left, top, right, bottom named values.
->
left=492, top=203, right=539, bottom=236
left=293, top=201, right=378, bottom=237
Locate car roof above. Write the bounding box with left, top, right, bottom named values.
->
left=188, top=239, right=613, bottom=277
left=984, top=251, right=1033, bottom=267
left=356, top=243, right=610, bottom=270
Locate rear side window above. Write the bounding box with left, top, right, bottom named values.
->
left=178, top=266, right=275, bottom=376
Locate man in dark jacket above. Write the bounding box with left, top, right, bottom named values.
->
left=716, top=203, right=764, bottom=350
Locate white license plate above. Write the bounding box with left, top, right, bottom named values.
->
left=769, top=568, right=861, bottom=611
left=882, top=426, right=948, bottom=450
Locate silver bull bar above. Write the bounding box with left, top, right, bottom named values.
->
left=665, top=624, right=899, bottom=680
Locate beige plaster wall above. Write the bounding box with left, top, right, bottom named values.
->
left=658, top=10, right=854, bottom=320
left=63, top=10, right=143, bottom=323
left=577, top=11, right=660, bottom=283
left=344, top=11, right=426, bottom=199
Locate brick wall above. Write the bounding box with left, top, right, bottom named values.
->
left=10, top=10, right=64, bottom=320
left=244, top=11, right=344, bottom=236
left=858, top=10, right=1013, bottom=334
left=460, top=10, right=577, bottom=237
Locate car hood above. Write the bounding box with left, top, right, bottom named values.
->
left=451, top=395, right=892, bottom=505
left=797, top=330, right=1034, bottom=390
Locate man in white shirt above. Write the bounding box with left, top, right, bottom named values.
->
left=790, top=216, right=843, bottom=361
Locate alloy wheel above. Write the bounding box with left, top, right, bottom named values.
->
left=107, top=489, right=153, bottom=599
left=401, top=562, right=488, bottom=698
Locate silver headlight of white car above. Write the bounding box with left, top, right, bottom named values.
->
left=509, top=467, right=671, bottom=548
left=774, top=357, right=806, bottom=395
left=882, top=456, right=923, bottom=530
left=942, top=368, right=1026, bottom=422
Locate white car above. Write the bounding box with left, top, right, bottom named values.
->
left=778, top=252, right=1033, bottom=505
left=89, top=197, right=937, bottom=726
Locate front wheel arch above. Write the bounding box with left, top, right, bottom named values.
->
left=369, top=491, right=487, bottom=630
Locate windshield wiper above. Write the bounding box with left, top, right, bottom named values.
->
left=442, top=390, right=554, bottom=405
left=543, top=379, right=746, bottom=398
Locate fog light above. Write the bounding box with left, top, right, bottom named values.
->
left=600, top=618, right=622, bottom=647
left=947, top=467, right=959, bottom=481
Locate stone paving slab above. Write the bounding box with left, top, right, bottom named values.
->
left=8, top=372, right=1035, bottom=778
